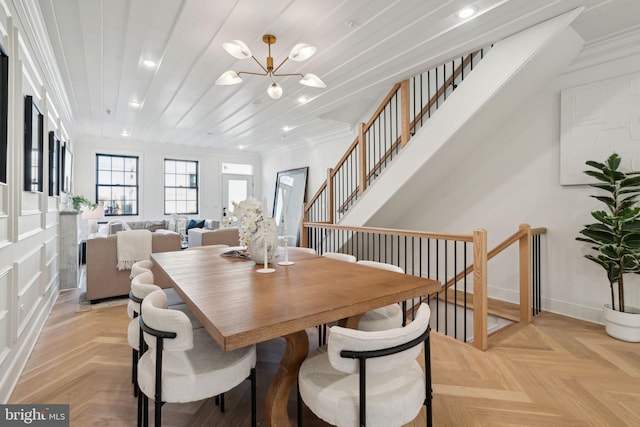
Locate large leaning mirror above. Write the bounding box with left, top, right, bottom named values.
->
left=272, top=167, right=308, bottom=247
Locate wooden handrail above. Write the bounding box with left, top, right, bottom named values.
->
left=305, top=181, right=327, bottom=214
left=409, top=51, right=478, bottom=131
left=330, top=136, right=359, bottom=179
left=437, top=229, right=525, bottom=293
left=365, top=83, right=402, bottom=130
left=304, top=221, right=474, bottom=242
left=438, top=225, right=547, bottom=326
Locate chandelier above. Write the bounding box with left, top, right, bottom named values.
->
left=215, top=34, right=326, bottom=100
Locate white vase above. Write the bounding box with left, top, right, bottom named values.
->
left=603, top=303, right=640, bottom=342
left=247, top=218, right=279, bottom=264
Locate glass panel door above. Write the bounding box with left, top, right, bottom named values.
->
left=222, top=174, right=253, bottom=221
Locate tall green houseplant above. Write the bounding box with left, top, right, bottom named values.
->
left=576, top=153, right=640, bottom=313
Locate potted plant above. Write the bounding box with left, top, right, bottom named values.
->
left=72, top=195, right=97, bottom=212
left=576, top=153, right=640, bottom=342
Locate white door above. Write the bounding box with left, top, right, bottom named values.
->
left=222, top=174, right=254, bottom=217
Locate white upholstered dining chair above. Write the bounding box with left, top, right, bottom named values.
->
left=298, top=303, right=433, bottom=427
left=127, top=267, right=196, bottom=414
left=356, top=260, right=405, bottom=331
left=323, top=251, right=357, bottom=263
left=130, top=259, right=154, bottom=280
left=317, top=252, right=358, bottom=346
left=289, top=246, right=316, bottom=254
left=137, top=290, right=257, bottom=427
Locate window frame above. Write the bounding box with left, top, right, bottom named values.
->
left=163, top=158, right=199, bottom=215
left=95, top=153, right=139, bottom=216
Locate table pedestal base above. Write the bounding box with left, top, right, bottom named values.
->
left=264, top=330, right=309, bottom=426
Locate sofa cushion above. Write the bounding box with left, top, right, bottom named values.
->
left=108, top=220, right=132, bottom=235
left=144, top=220, right=167, bottom=232
left=204, top=219, right=219, bottom=230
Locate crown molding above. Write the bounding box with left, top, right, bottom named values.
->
left=10, top=0, right=74, bottom=130
left=565, top=25, right=640, bottom=73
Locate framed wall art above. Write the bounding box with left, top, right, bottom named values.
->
left=23, top=95, right=44, bottom=192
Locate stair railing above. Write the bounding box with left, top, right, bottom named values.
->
left=304, top=46, right=491, bottom=224
left=301, top=222, right=546, bottom=351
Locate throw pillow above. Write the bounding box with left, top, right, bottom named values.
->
left=145, top=220, right=166, bottom=232
left=187, top=219, right=205, bottom=230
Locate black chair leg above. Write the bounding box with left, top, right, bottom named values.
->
left=250, top=368, right=257, bottom=427
left=132, top=348, right=138, bottom=397
left=143, top=394, right=149, bottom=427
left=220, top=393, right=225, bottom=412
left=425, top=331, right=432, bottom=427
left=154, top=399, right=161, bottom=427
left=297, top=380, right=303, bottom=427
left=136, top=387, right=143, bottom=427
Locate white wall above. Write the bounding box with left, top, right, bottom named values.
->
left=74, top=135, right=261, bottom=222
left=0, top=0, right=72, bottom=402
left=261, top=135, right=355, bottom=213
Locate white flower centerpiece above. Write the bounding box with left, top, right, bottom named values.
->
left=232, top=197, right=279, bottom=264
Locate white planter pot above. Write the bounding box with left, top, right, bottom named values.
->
left=603, top=304, right=640, bottom=342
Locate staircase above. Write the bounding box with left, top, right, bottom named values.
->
left=301, top=10, right=583, bottom=349
left=305, top=9, right=584, bottom=228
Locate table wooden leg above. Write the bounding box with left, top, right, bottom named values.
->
left=264, top=330, right=309, bottom=427
left=338, top=313, right=364, bottom=329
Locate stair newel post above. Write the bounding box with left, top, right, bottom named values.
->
left=473, top=229, right=488, bottom=350
left=327, top=168, right=334, bottom=224
left=519, top=224, right=532, bottom=324
left=358, top=122, right=367, bottom=194
left=400, top=80, right=411, bottom=148
left=301, top=203, right=309, bottom=249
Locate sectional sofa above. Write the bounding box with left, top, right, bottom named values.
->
left=85, top=228, right=180, bottom=301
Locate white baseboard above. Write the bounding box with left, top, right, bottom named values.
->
left=0, top=286, right=59, bottom=403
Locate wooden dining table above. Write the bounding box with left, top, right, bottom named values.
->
left=151, top=245, right=441, bottom=427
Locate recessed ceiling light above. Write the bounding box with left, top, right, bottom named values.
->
left=298, top=96, right=309, bottom=104
left=457, top=7, right=475, bottom=19
left=237, top=144, right=247, bottom=150
left=129, top=100, right=142, bottom=108
left=283, top=126, right=292, bottom=132
left=120, top=130, right=130, bottom=137
left=142, top=59, right=157, bottom=68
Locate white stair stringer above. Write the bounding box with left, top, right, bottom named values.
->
left=339, top=8, right=585, bottom=228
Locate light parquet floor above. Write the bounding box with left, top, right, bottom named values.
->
left=9, top=288, right=640, bottom=426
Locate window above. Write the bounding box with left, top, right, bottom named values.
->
left=24, top=95, right=43, bottom=192
left=96, top=153, right=138, bottom=216
left=222, top=162, right=253, bottom=175
left=164, top=159, right=198, bottom=215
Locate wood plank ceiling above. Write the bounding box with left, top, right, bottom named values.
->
left=36, top=0, right=639, bottom=153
